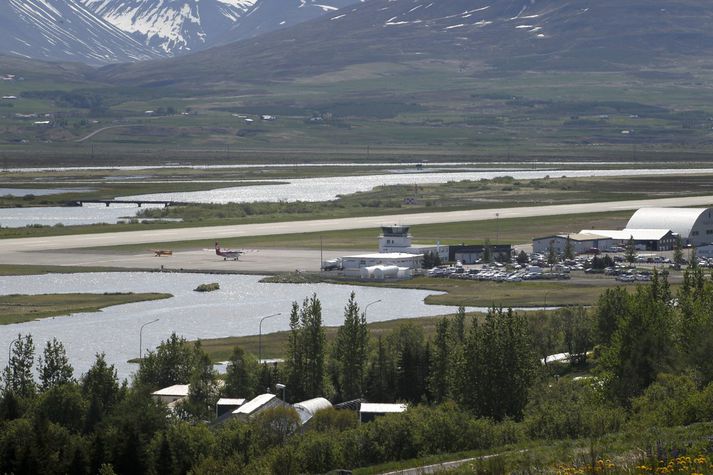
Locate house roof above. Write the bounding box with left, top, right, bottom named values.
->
left=360, top=403, right=408, bottom=414
left=534, top=233, right=611, bottom=242
left=233, top=393, right=277, bottom=415
left=344, top=253, right=423, bottom=259
left=151, top=384, right=190, bottom=397
left=582, top=228, right=674, bottom=241
left=217, top=398, right=246, bottom=407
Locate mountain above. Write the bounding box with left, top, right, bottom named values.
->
left=95, top=0, right=713, bottom=84
left=0, top=0, right=160, bottom=65
left=80, top=0, right=257, bottom=55
left=81, top=0, right=360, bottom=57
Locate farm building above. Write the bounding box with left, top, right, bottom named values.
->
left=151, top=385, right=189, bottom=405
left=625, top=208, right=713, bottom=246
left=216, top=398, right=245, bottom=418
left=532, top=233, right=613, bottom=255
left=582, top=229, right=678, bottom=251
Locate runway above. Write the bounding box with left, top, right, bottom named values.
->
left=1, top=194, right=712, bottom=253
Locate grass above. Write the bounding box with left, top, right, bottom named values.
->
left=196, top=314, right=466, bottom=361
left=0, top=264, right=146, bottom=276
left=92, top=210, right=632, bottom=253
left=0, top=292, right=172, bottom=325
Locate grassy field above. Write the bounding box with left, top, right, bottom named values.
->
left=196, top=313, right=469, bottom=361
left=0, top=292, right=172, bottom=325
left=93, top=210, right=632, bottom=254
left=4, top=66, right=713, bottom=167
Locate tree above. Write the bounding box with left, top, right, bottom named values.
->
left=3, top=334, right=36, bottom=399
left=625, top=236, right=636, bottom=264
left=516, top=250, right=529, bottom=265
left=183, top=345, right=220, bottom=421
left=137, top=333, right=196, bottom=389
left=38, top=338, right=74, bottom=391
left=428, top=317, right=450, bottom=403
left=673, top=235, right=684, bottom=267
left=365, top=336, right=395, bottom=402
left=333, top=292, right=369, bottom=401
left=285, top=295, right=327, bottom=401
left=482, top=239, right=493, bottom=263
left=81, top=353, right=120, bottom=431
left=455, top=308, right=536, bottom=420
left=561, top=307, right=594, bottom=366
left=224, top=347, right=259, bottom=400
left=564, top=235, right=575, bottom=260
left=595, top=287, right=630, bottom=345
left=389, top=323, right=427, bottom=403
left=599, top=286, right=676, bottom=403
left=547, top=241, right=557, bottom=266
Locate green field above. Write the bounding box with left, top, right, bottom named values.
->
left=3, top=66, right=713, bottom=166
left=0, top=292, right=172, bottom=325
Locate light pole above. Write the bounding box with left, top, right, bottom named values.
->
left=139, top=318, right=159, bottom=360
left=259, top=312, right=282, bottom=364
left=364, top=299, right=382, bottom=321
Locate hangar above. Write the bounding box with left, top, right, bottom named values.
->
left=626, top=208, right=713, bottom=246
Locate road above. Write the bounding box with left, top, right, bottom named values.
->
left=1, top=194, right=712, bottom=253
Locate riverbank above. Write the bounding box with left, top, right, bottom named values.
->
left=0, top=292, right=172, bottom=325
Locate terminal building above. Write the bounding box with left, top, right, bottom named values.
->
left=625, top=208, right=713, bottom=246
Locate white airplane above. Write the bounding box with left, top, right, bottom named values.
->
left=215, top=241, right=243, bottom=261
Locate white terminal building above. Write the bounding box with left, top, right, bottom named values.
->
left=340, top=225, right=448, bottom=280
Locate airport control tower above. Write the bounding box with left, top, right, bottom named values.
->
left=378, top=225, right=412, bottom=253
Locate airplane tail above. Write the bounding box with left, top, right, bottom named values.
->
left=215, top=241, right=221, bottom=255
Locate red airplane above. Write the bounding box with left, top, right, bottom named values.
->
left=215, top=241, right=243, bottom=261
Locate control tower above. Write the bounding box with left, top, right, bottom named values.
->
left=378, top=225, right=412, bottom=253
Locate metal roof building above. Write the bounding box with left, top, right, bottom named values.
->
left=233, top=393, right=287, bottom=422
left=293, top=397, right=332, bottom=425
left=582, top=228, right=677, bottom=251
left=625, top=208, right=713, bottom=246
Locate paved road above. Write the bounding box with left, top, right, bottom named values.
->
left=1, top=194, right=712, bottom=253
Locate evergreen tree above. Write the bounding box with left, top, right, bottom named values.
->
left=455, top=308, right=536, bottom=420
left=625, top=236, right=636, bottom=264
left=595, top=287, right=630, bottom=344
left=427, top=317, right=450, bottom=403
left=38, top=338, right=74, bottom=391
left=334, top=292, right=369, bottom=401
left=224, top=347, right=259, bottom=399
left=81, top=353, right=120, bottom=431
left=516, top=250, right=529, bottom=265
left=564, top=235, right=575, bottom=260
left=3, top=334, right=36, bottom=399
left=547, top=241, right=558, bottom=266
left=285, top=295, right=326, bottom=401
left=365, top=336, right=395, bottom=402
left=599, top=286, right=676, bottom=403
left=483, top=239, right=493, bottom=263
left=183, top=344, right=220, bottom=421
left=673, top=235, right=684, bottom=267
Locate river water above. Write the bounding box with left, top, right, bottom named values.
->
left=0, top=272, right=472, bottom=379
left=3, top=167, right=713, bottom=227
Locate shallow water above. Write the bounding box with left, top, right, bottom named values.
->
left=0, top=272, right=471, bottom=379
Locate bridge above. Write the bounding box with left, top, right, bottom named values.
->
left=67, top=200, right=187, bottom=208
